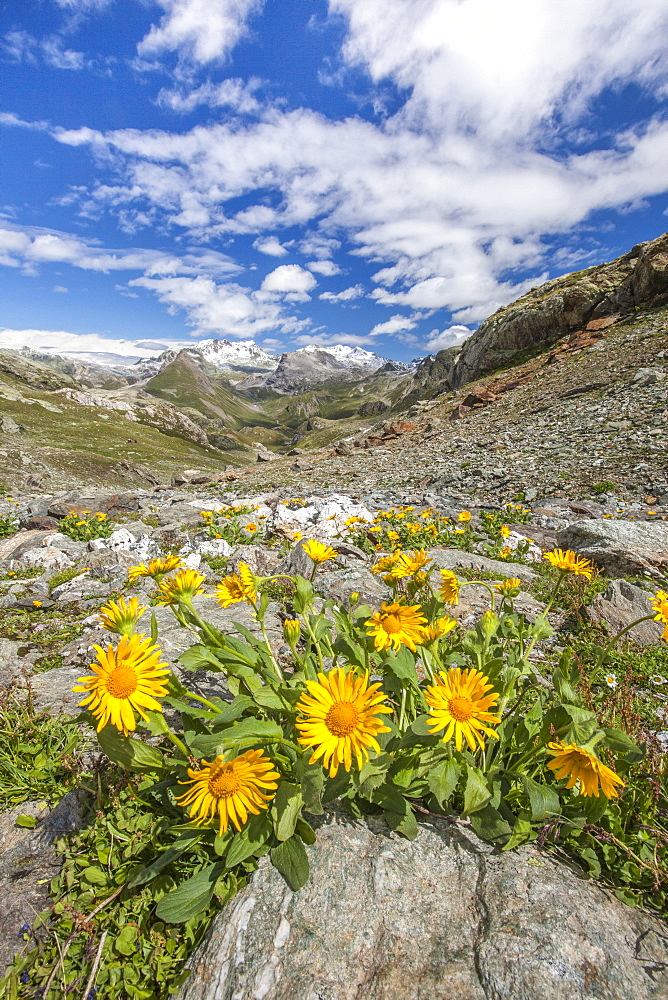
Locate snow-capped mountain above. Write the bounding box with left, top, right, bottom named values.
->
left=293, top=344, right=387, bottom=374
left=156, top=338, right=279, bottom=375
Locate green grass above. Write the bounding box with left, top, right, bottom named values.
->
left=0, top=689, right=84, bottom=808
left=47, top=566, right=84, bottom=594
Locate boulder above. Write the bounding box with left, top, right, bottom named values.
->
left=29, top=666, right=86, bottom=716
left=314, top=565, right=391, bottom=606
left=0, top=639, right=33, bottom=687
left=0, top=791, right=90, bottom=971
left=177, top=813, right=668, bottom=1000
left=428, top=548, right=537, bottom=583
left=20, top=546, right=75, bottom=572
left=586, top=579, right=664, bottom=644
left=0, top=530, right=52, bottom=562
left=557, top=519, right=668, bottom=576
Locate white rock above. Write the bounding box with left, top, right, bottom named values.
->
left=22, top=547, right=74, bottom=571
left=106, top=528, right=137, bottom=551
left=88, top=539, right=108, bottom=551
left=195, top=538, right=234, bottom=558
left=133, top=533, right=160, bottom=561
left=272, top=494, right=373, bottom=539
left=183, top=553, right=202, bottom=570
left=505, top=530, right=543, bottom=563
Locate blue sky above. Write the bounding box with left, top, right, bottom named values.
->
left=1, top=0, right=667, bottom=366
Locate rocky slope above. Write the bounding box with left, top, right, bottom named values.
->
left=450, top=231, right=668, bottom=387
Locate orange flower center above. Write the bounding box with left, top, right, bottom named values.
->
left=326, top=701, right=360, bottom=736
left=381, top=613, right=403, bottom=634
left=208, top=764, right=242, bottom=798
left=106, top=665, right=139, bottom=699
left=448, top=695, right=473, bottom=722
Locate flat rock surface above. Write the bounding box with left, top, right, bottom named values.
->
left=178, top=812, right=668, bottom=1000
left=558, top=519, right=668, bottom=576
left=587, top=579, right=664, bottom=644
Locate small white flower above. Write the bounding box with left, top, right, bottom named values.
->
left=650, top=674, right=668, bottom=686
left=605, top=674, right=618, bottom=689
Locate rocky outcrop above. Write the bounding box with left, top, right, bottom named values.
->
left=452, top=231, right=668, bottom=387
left=587, top=579, right=665, bottom=644
left=178, top=812, right=668, bottom=1000
left=557, top=518, right=668, bottom=577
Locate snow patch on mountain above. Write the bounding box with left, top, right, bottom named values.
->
left=295, top=344, right=388, bottom=372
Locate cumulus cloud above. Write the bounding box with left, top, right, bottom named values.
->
left=253, top=236, right=289, bottom=257
left=370, top=313, right=417, bottom=336
left=319, top=284, right=364, bottom=302
left=423, top=324, right=473, bottom=353
left=137, top=0, right=264, bottom=65
left=307, top=259, right=341, bottom=276
left=156, top=77, right=262, bottom=113
left=129, top=274, right=310, bottom=338
left=2, top=31, right=85, bottom=70
left=0, top=224, right=240, bottom=278
left=260, top=264, right=317, bottom=301
left=53, top=285, right=68, bottom=293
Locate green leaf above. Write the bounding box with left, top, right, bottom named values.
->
left=602, top=727, right=644, bottom=763
left=295, top=817, right=316, bottom=846
left=427, top=758, right=461, bottom=808
left=127, top=833, right=202, bottom=889
left=299, top=761, right=325, bottom=815
left=396, top=714, right=438, bottom=749
left=225, top=813, right=272, bottom=868
left=15, top=814, right=38, bottom=829
left=383, top=646, right=418, bottom=683
left=463, top=766, right=492, bottom=815
left=155, top=862, right=225, bottom=923
left=502, top=811, right=532, bottom=850
left=187, top=718, right=284, bottom=758
left=521, top=775, right=561, bottom=821
left=469, top=804, right=512, bottom=843
left=253, top=687, right=286, bottom=711
left=179, top=644, right=226, bottom=672
left=210, top=695, right=256, bottom=727
left=384, top=802, right=419, bottom=840
left=97, top=726, right=165, bottom=773
left=271, top=782, right=303, bottom=842
left=82, top=866, right=108, bottom=886
left=115, top=924, right=139, bottom=957
left=293, top=576, right=315, bottom=614
left=270, top=835, right=310, bottom=891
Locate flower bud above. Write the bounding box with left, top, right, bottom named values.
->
left=283, top=618, right=301, bottom=646
left=480, top=610, right=499, bottom=639
left=349, top=591, right=360, bottom=607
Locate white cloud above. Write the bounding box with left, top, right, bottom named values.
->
left=0, top=224, right=240, bottom=278
left=253, top=236, right=288, bottom=257
left=157, top=77, right=262, bottom=113
left=2, top=31, right=85, bottom=70
left=261, top=264, right=317, bottom=300
left=138, top=0, right=264, bottom=65
left=319, top=284, right=364, bottom=302
left=293, top=332, right=377, bottom=347
left=128, top=274, right=310, bottom=339
left=0, top=327, right=182, bottom=364
left=307, top=259, right=341, bottom=276
left=423, top=325, right=473, bottom=352
left=53, top=285, right=69, bottom=293
left=370, top=313, right=417, bottom=336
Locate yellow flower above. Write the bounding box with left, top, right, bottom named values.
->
left=73, top=634, right=170, bottom=735
left=500, top=546, right=512, bottom=558
left=295, top=667, right=392, bottom=777
left=302, top=539, right=338, bottom=564
left=500, top=525, right=511, bottom=538
left=245, top=522, right=258, bottom=533
left=369, top=525, right=382, bottom=533
left=215, top=562, right=257, bottom=608
left=458, top=511, right=471, bottom=522
left=371, top=551, right=400, bottom=577
left=425, top=667, right=501, bottom=751
left=651, top=590, right=668, bottom=626
left=387, top=530, right=400, bottom=542
left=385, top=549, right=432, bottom=580
left=293, top=531, right=303, bottom=541
left=95, top=512, right=106, bottom=521
left=97, top=596, right=146, bottom=637
left=32, top=600, right=42, bottom=608
left=438, top=569, right=460, bottom=605
left=176, top=750, right=280, bottom=834
left=283, top=618, right=301, bottom=645
left=365, top=600, right=428, bottom=652
left=423, top=616, right=458, bottom=642
left=127, top=554, right=184, bottom=584
left=156, top=569, right=206, bottom=606
left=543, top=548, right=594, bottom=579
left=546, top=741, right=625, bottom=798
left=494, top=578, right=522, bottom=597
